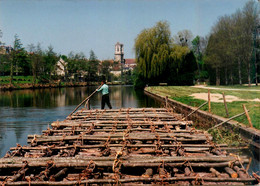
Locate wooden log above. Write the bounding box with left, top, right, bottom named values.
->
left=9, top=143, right=228, bottom=151
left=50, top=168, right=68, bottom=181
left=224, top=167, right=238, bottom=178
left=210, top=168, right=221, bottom=177
left=27, top=135, right=210, bottom=144
left=3, top=177, right=256, bottom=185
left=184, top=167, right=191, bottom=176
left=8, top=168, right=29, bottom=182
left=233, top=166, right=248, bottom=178
left=0, top=155, right=248, bottom=165
left=51, top=121, right=193, bottom=128
left=142, top=168, right=153, bottom=177
left=0, top=159, right=248, bottom=169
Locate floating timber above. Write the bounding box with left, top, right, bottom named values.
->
left=0, top=107, right=257, bottom=185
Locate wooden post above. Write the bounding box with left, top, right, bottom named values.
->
left=222, top=92, right=229, bottom=117
left=85, top=99, right=90, bottom=110
left=242, top=104, right=253, bottom=128
left=208, top=89, right=211, bottom=113
left=165, top=96, right=168, bottom=108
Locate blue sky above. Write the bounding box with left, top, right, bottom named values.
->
left=0, top=0, right=248, bottom=59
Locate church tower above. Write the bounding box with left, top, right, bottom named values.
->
left=114, top=42, right=124, bottom=63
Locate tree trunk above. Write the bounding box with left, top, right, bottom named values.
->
left=255, top=57, right=258, bottom=86
left=230, top=68, right=233, bottom=85
left=225, top=67, right=228, bottom=85
left=247, top=61, right=251, bottom=87
left=216, top=68, right=220, bottom=86
left=238, top=58, right=242, bottom=85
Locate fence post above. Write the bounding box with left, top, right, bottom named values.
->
left=242, top=104, right=253, bottom=128
left=165, top=96, right=168, bottom=108
left=208, top=89, right=211, bottom=113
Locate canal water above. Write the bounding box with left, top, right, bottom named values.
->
left=0, top=85, right=259, bottom=174
left=0, top=86, right=162, bottom=157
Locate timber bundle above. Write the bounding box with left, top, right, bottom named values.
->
left=0, top=108, right=257, bottom=185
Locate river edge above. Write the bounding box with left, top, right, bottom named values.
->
left=0, top=82, right=125, bottom=91
left=144, top=88, right=260, bottom=155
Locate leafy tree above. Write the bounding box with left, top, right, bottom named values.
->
left=101, top=60, right=112, bottom=81
left=87, top=50, right=99, bottom=81
left=204, top=0, right=259, bottom=86
left=134, top=21, right=197, bottom=88
left=27, top=43, right=45, bottom=84
left=135, top=21, right=172, bottom=84
left=10, top=34, right=24, bottom=84
left=44, top=45, right=58, bottom=80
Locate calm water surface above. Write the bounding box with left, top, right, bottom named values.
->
left=0, top=85, right=259, bottom=174
left=0, top=86, right=161, bottom=157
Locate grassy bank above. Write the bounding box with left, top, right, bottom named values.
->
left=146, top=86, right=260, bottom=129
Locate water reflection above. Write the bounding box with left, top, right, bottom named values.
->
left=0, top=86, right=161, bottom=157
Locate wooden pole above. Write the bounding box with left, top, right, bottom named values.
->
left=208, top=89, right=211, bottom=113
left=242, top=104, right=253, bottom=128
left=182, top=101, right=208, bottom=120
left=208, top=111, right=248, bottom=131
left=68, top=85, right=101, bottom=117
left=165, top=96, right=168, bottom=108
left=222, top=92, right=229, bottom=117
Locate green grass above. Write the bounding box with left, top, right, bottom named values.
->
left=0, top=76, right=37, bottom=84
left=147, top=86, right=260, bottom=129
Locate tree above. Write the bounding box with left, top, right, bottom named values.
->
left=44, top=45, right=58, bottom=80
left=87, top=50, right=99, bottom=81
left=134, top=21, right=197, bottom=87
left=204, top=0, right=259, bottom=86
left=174, top=30, right=193, bottom=48
left=27, top=43, right=44, bottom=84
left=101, top=60, right=112, bottom=81
left=135, top=21, right=172, bottom=84
left=10, top=34, right=23, bottom=84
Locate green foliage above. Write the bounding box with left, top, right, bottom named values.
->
left=135, top=21, right=197, bottom=86
left=100, top=60, right=112, bottom=81
left=87, top=50, right=99, bottom=81
left=209, top=127, right=245, bottom=146
left=205, top=1, right=260, bottom=85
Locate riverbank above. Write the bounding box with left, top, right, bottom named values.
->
left=144, top=87, right=260, bottom=151
left=0, top=81, right=125, bottom=91
left=146, top=86, right=260, bottom=129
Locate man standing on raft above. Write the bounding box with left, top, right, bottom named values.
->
left=96, top=80, right=112, bottom=109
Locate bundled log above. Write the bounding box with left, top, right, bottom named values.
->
left=225, top=167, right=238, bottom=178
left=0, top=107, right=256, bottom=185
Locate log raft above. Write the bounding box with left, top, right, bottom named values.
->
left=0, top=107, right=257, bottom=185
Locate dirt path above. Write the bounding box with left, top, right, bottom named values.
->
left=190, top=92, right=260, bottom=103
left=191, top=85, right=260, bottom=92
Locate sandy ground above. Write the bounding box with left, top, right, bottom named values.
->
left=191, top=93, right=260, bottom=103
left=192, top=85, right=260, bottom=92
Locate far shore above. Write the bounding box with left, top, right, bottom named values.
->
left=0, top=81, right=126, bottom=91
